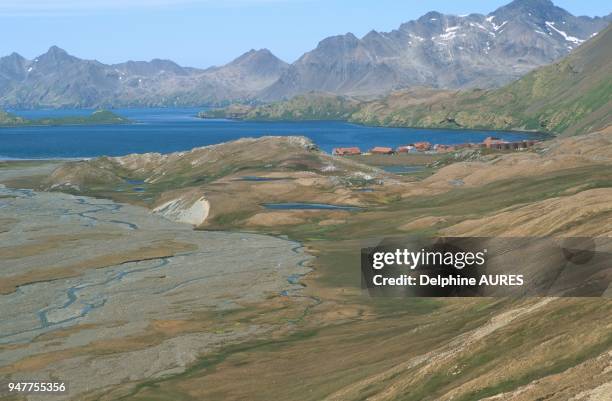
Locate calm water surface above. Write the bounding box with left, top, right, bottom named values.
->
left=0, top=108, right=544, bottom=159
left=263, top=202, right=362, bottom=211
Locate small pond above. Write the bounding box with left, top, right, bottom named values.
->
left=379, top=165, right=426, bottom=174
left=236, top=176, right=289, bottom=182
left=263, top=202, right=362, bottom=211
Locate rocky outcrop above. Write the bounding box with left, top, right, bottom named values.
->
left=153, top=196, right=210, bottom=226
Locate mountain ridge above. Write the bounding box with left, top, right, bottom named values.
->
left=204, top=23, right=611, bottom=136
left=0, top=47, right=288, bottom=108
left=350, top=23, right=612, bottom=136
left=0, top=0, right=609, bottom=108
left=261, top=0, right=610, bottom=100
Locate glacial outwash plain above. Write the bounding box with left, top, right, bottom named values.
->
left=2, top=125, right=611, bottom=399
left=0, top=1, right=611, bottom=400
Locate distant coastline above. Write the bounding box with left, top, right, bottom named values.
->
left=0, top=109, right=130, bottom=128
left=197, top=114, right=551, bottom=138
left=0, top=108, right=543, bottom=159
left=0, top=157, right=88, bottom=162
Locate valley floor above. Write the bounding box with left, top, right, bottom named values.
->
left=1, top=127, right=611, bottom=400
left=0, top=165, right=313, bottom=400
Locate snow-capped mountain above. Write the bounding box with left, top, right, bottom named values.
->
left=261, top=0, right=610, bottom=99
left=0, top=0, right=609, bottom=107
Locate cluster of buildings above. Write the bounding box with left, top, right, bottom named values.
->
left=333, top=137, right=540, bottom=156
left=481, top=136, right=539, bottom=150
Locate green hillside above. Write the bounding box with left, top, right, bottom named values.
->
left=0, top=109, right=130, bottom=127
left=351, top=24, right=612, bottom=135
left=0, top=110, right=28, bottom=126
left=200, top=92, right=361, bottom=121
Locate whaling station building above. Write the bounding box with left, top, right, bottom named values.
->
left=333, top=137, right=539, bottom=156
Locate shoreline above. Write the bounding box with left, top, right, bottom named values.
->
left=0, top=112, right=552, bottom=161
left=10, top=105, right=547, bottom=138
left=0, top=121, right=130, bottom=129
left=0, top=157, right=88, bottom=163
left=197, top=115, right=553, bottom=137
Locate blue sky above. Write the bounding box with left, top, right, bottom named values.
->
left=0, top=0, right=609, bottom=67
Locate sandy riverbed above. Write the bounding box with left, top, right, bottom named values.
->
left=0, top=163, right=312, bottom=400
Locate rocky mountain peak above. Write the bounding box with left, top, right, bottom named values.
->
left=112, top=58, right=188, bottom=77
left=148, top=59, right=186, bottom=74
left=501, top=0, right=555, bottom=11
left=492, top=0, right=568, bottom=21
left=230, top=48, right=280, bottom=65
left=418, top=11, right=444, bottom=22
left=261, top=0, right=609, bottom=101
left=318, top=33, right=359, bottom=48
left=37, top=46, right=78, bottom=68
left=308, top=33, right=361, bottom=60
left=5, top=52, right=25, bottom=61
left=225, top=48, right=288, bottom=77
left=0, top=52, right=28, bottom=81
left=44, top=45, right=69, bottom=58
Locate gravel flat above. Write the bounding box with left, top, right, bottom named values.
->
left=0, top=166, right=312, bottom=399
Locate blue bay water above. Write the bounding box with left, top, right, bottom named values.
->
left=0, top=108, right=544, bottom=159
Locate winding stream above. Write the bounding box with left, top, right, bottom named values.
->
left=0, top=186, right=315, bottom=344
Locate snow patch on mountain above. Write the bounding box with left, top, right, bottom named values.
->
left=545, top=21, right=585, bottom=44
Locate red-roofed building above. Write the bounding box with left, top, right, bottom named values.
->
left=414, top=141, right=432, bottom=151
left=483, top=137, right=540, bottom=151
left=396, top=145, right=415, bottom=153
left=482, top=136, right=508, bottom=148
left=333, top=147, right=361, bottom=156
left=434, top=144, right=456, bottom=153
left=370, top=146, right=394, bottom=155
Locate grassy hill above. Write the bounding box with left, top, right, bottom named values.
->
left=199, top=92, right=361, bottom=121
left=0, top=109, right=28, bottom=125
left=0, top=109, right=129, bottom=127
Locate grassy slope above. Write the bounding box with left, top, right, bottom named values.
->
left=0, top=109, right=129, bottom=127
left=0, top=109, right=28, bottom=125
left=351, top=25, right=612, bottom=135
left=178, top=132, right=612, bottom=401
left=60, top=146, right=608, bottom=400
left=31, top=128, right=612, bottom=400
left=200, top=92, right=361, bottom=121
left=40, top=136, right=388, bottom=218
